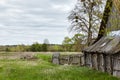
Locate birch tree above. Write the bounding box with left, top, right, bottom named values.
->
left=68, top=0, right=106, bottom=46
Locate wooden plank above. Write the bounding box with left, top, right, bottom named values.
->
left=113, top=71, right=120, bottom=77
left=52, top=53, right=60, bottom=65
left=98, top=54, right=105, bottom=72
left=86, top=54, right=92, bottom=67
left=92, top=54, right=98, bottom=70
left=105, top=55, right=112, bottom=74
left=113, top=54, right=120, bottom=77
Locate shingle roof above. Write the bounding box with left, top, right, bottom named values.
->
left=83, top=36, right=120, bottom=54
left=113, top=0, right=120, bottom=12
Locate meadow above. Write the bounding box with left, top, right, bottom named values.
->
left=0, top=52, right=119, bottom=80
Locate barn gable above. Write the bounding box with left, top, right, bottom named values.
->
left=84, top=0, right=120, bottom=54
left=83, top=0, right=120, bottom=77
left=95, top=0, right=120, bottom=42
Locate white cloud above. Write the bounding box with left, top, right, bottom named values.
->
left=0, top=0, right=7, bottom=5
left=0, top=0, right=76, bottom=45
left=52, top=4, right=71, bottom=12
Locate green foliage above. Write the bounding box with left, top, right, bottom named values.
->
left=62, top=37, right=73, bottom=51
left=48, top=45, right=63, bottom=52
left=30, top=42, right=42, bottom=52
left=4, top=45, right=31, bottom=52
left=62, top=34, right=86, bottom=51
left=5, top=48, right=10, bottom=52
left=0, top=44, right=64, bottom=52
left=0, top=35, right=85, bottom=52
left=72, top=34, right=85, bottom=51
left=42, top=43, right=48, bottom=52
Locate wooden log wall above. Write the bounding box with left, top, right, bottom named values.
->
left=84, top=53, right=120, bottom=77
left=98, top=54, right=105, bottom=72
left=113, top=54, right=120, bottom=77
left=52, top=53, right=84, bottom=66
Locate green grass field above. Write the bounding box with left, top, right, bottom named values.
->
left=0, top=53, right=119, bottom=80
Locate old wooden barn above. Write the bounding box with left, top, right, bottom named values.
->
left=83, top=0, right=120, bottom=77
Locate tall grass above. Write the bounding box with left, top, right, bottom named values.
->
left=0, top=53, right=119, bottom=80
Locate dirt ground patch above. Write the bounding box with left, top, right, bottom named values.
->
left=0, top=52, right=82, bottom=60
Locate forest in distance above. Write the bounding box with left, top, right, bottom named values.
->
left=0, top=34, right=86, bottom=52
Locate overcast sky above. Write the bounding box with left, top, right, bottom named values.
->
left=0, top=0, right=76, bottom=45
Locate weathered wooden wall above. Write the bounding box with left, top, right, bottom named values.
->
left=105, top=55, right=112, bottom=74
left=52, top=52, right=120, bottom=77
left=98, top=54, right=105, bottom=72
left=92, top=54, right=98, bottom=70
left=84, top=53, right=92, bottom=67
left=52, top=53, right=84, bottom=66
left=113, top=54, right=120, bottom=77
left=84, top=53, right=120, bottom=77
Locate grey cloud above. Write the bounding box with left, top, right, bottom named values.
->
left=0, top=0, right=75, bottom=45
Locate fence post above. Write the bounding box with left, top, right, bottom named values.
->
left=52, top=52, right=60, bottom=65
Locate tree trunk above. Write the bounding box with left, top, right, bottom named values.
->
left=87, top=2, right=93, bottom=46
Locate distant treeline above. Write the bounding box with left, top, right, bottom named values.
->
left=0, top=42, right=85, bottom=52
left=0, top=43, right=61, bottom=52
left=0, top=34, right=88, bottom=52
